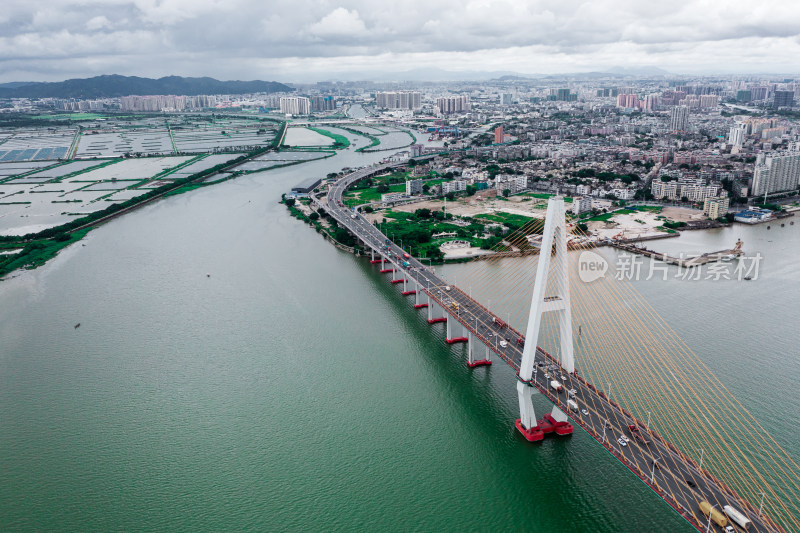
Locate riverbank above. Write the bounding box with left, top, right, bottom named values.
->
left=0, top=134, right=286, bottom=280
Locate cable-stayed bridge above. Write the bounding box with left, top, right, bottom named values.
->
left=313, top=163, right=800, bottom=533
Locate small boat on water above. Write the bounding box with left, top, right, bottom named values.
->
left=74, top=323, right=80, bottom=329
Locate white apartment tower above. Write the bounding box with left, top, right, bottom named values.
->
left=670, top=105, right=689, bottom=132
left=752, top=151, right=800, bottom=197
left=280, top=97, right=311, bottom=115
left=728, top=126, right=745, bottom=150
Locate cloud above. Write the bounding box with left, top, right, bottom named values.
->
left=0, top=0, right=799, bottom=82
left=86, top=16, right=112, bottom=31
left=306, top=8, right=368, bottom=39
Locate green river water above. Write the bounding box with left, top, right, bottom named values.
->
left=1, top=118, right=798, bottom=531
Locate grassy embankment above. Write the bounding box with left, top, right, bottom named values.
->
left=0, top=228, right=92, bottom=278
left=336, top=126, right=382, bottom=152
left=307, top=127, right=350, bottom=149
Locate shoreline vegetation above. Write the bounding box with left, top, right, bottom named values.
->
left=1, top=122, right=287, bottom=279
left=307, top=127, right=350, bottom=149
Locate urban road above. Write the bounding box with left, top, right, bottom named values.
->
left=316, top=163, right=782, bottom=533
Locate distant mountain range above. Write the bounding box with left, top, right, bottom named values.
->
left=308, top=66, right=672, bottom=83
left=0, top=75, right=294, bottom=99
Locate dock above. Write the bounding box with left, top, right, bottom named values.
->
left=609, top=239, right=744, bottom=268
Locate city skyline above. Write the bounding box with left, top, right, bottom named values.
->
left=1, top=0, right=800, bottom=83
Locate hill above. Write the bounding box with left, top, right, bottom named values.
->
left=0, top=75, right=294, bottom=99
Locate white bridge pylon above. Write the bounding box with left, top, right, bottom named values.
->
left=517, top=197, right=575, bottom=430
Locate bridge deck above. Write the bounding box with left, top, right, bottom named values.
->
left=318, top=164, right=782, bottom=533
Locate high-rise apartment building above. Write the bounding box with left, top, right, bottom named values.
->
left=376, top=91, right=421, bottom=110
left=311, top=95, right=336, bottom=112
left=752, top=151, right=800, bottom=197
left=644, top=94, right=659, bottom=112
left=494, top=126, right=504, bottom=144
left=750, top=86, right=769, bottom=101
left=436, top=95, right=470, bottom=114
left=501, top=93, right=513, bottom=105
left=773, top=91, right=794, bottom=108
left=728, top=126, right=745, bottom=150
left=616, top=93, right=639, bottom=108
left=670, top=106, right=689, bottom=132
left=280, top=97, right=311, bottom=115
left=698, top=95, right=718, bottom=108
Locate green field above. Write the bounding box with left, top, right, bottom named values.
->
left=32, top=113, right=107, bottom=121
left=584, top=208, right=637, bottom=222
left=342, top=183, right=406, bottom=207
left=630, top=205, right=663, bottom=213
left=475, top=212, right=536, bottom=226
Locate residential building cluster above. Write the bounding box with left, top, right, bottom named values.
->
left=376, top=91, right=421, bottom=110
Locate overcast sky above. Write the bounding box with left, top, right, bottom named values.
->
left=1, top=0, right=799, bottom=83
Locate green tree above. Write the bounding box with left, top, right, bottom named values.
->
left=502, top=188, right=511, bottom=197
left=285, top=198, right=296, bottom=207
